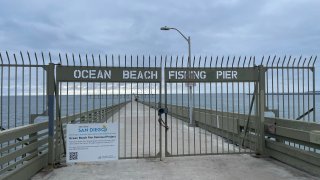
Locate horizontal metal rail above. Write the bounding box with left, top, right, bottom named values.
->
left=0, top=122, right=48, bottom=179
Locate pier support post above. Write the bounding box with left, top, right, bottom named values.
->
left=46, top=63, right=55, bottom=167
left=258, top=66, right=266, bottom=155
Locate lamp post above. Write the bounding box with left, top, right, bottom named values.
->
left=160, top=26, right=194, bottom=126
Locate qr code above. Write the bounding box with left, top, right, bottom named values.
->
left=69, top=152, right=78, bottom=160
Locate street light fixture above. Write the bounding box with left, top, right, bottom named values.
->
left=160, top=26, right=194, bottom=126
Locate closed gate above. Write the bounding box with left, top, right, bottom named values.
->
left=163, top=56, right=265, bottom=157
left=52, top=55, right=163, bottom=162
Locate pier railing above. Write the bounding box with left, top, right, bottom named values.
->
left=0, top=121, right=48, bottom=180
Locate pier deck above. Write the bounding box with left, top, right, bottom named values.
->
left=32, top=102, right=318, bottom=180
left=32, top=154, right=317, bottom=180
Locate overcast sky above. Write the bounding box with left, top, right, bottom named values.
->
left=0, top=0, right=319, bottom=88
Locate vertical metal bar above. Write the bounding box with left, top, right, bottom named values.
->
left=124, top=55, right=127, bottom=158
left=58, top=54, right=62, bottom=129
left=312, top=58, right=316, bottom=122
left=164, top=55, right=168, bottom=157
left=159, top=56, right=163, bottom=159
left=292, top=58, right=297, bottom=119
left=209, top=56, right=213, bottom=154
left=226, top=56, right=230, bottom=153
left=13, top=54, right=17, bottom=130
left=148, top=55, right=151, bottom=156
left=154, top=57, right=158, bottom=156
left=282, top=58, right=286, bottom=118
left=198, top=56, right=202, bottom=154
left=42, top=53, right=46, bottom=114
left=118, top=55, right=121, bottom=156
left=6, top=52, right=11, bottom=131
left=79, top=54, right=83, bottom=122
left=6, top=52, right=11, bottom=166
left=130, top=55, right=133, bottom=157
left=175, top=56, right=178, bottom=155
left=170, top=56, right=173, bottom=154
left=65, top=54, right=69, bottom=123
left=302, top=58, right=307, bottom=121
left=136, top=55, right=139, bottom=157
left=85, top=54, right=89, bottom=123
left=192, top=56, right=196, bottom=155
left=154, top=56, right=158, bottom=157
left=265, top=56, right=269, bottom=110
left=297, top=57, right=302, bottom=120
left=181, top=56, right=185, bottom=155
left=142, top=56, right=145, bottom=157
left=215, top=56, right=219, bottom=154
left=92, top=55, right=95, bottom=122
left=276, top=57, right=280, bottom=118
left=13, top=54, right=18, bottom=163
left=242, top=57, right=247, bottom=152
left=307, top=58, right=312, bottom=122
left=99, top=55, right=102, bottom=122
left=112, top=55, right=115, bottom=123
left=231, top=56, right=235, bottom=153
left=287, top=57, right=291, bottom=119
left=72, top=54, right=76, bottom=122
left=204, top=56, right=207, bottom=154
left=247, top=57, right=252, bottom=152
left=206, top=56, right=213, bottom=154
left=271, top=56, right=276, bottom=116
left=220, top=56, right=224, bottom=153
left=26, top=52, right=31, bottom=133
left=237, top=57, right=241, bottom=153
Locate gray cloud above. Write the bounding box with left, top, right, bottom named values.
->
left=0, top=0, right=319, bottom=62
left=1, top=0, right=319, bottom=87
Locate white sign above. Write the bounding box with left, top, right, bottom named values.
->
left=66, top=123, right=118, bottom=163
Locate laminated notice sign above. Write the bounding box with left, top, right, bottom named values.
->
left=66, top=123, right=118, bottom=163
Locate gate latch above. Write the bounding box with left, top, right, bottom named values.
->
left=158, top=108, right=168, bottom=116
left=158, top=108, right=169, bottom=130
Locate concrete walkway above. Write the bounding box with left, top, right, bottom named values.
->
left=114, top=101, right=244, bottom=158
left=33, top=154, right=318, bottom=180
left=33, top=101, right=319, bottom=180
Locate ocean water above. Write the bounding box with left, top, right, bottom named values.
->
left=0, top=94, right=319, bottom=129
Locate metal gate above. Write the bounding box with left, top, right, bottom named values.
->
left=53, top=55, right=162, bottom=162
left=162, top=56, right=265, bottom=156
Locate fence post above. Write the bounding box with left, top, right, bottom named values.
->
left=46, top=63, right=55, bottom=167
left=258, top=65, right=266, bottom=155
